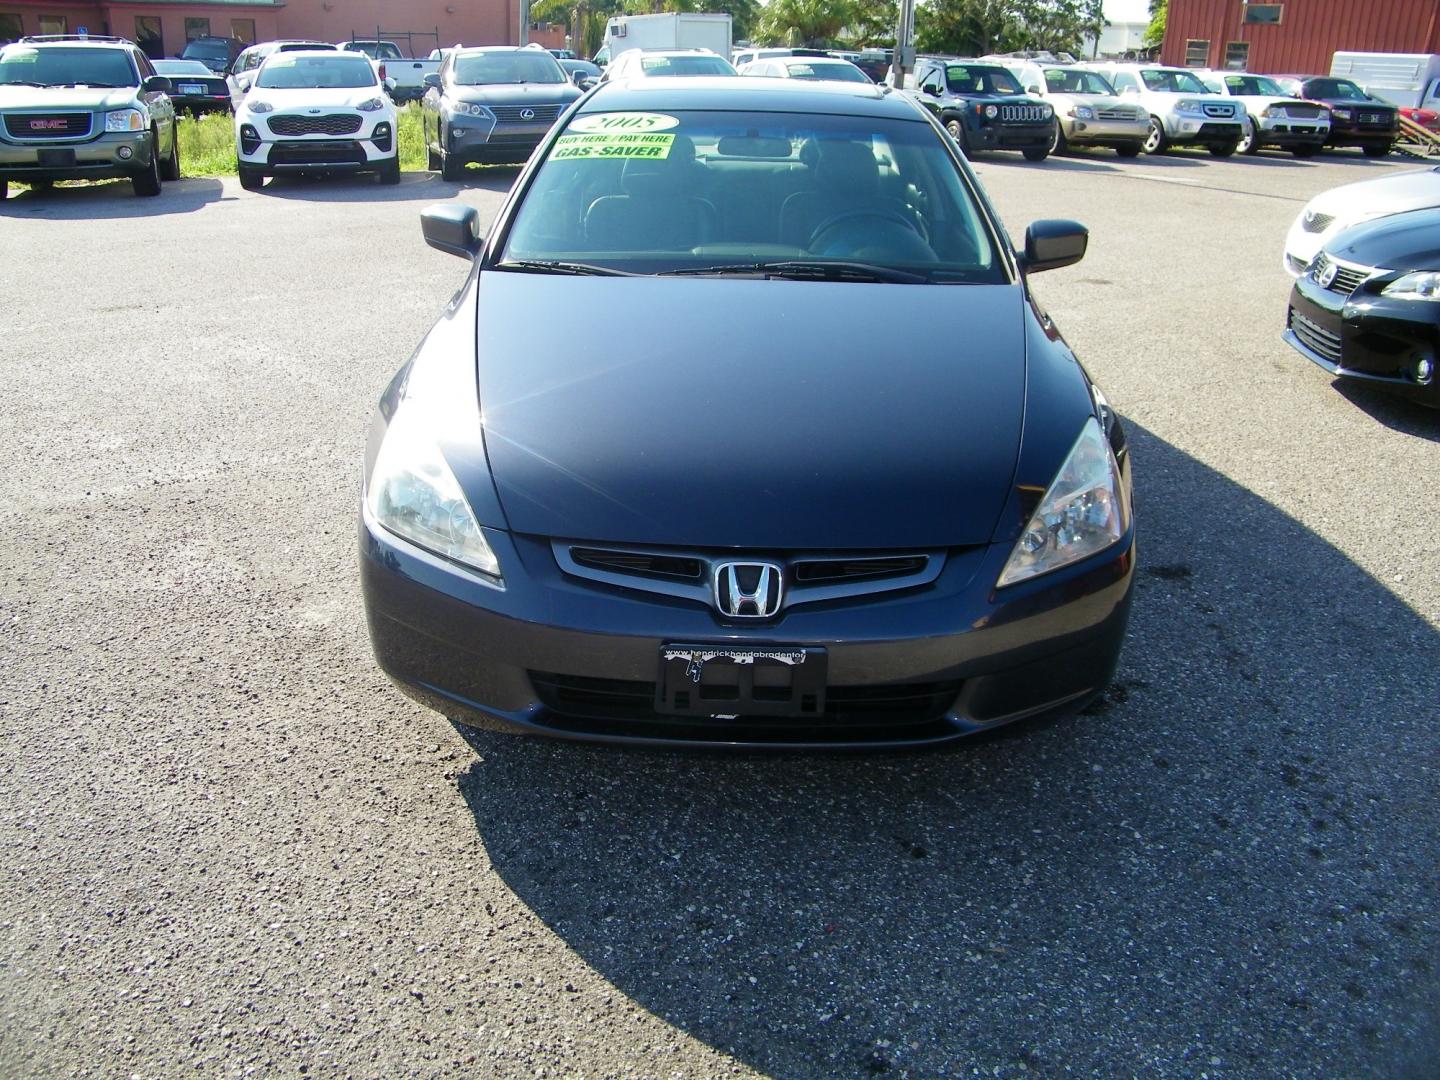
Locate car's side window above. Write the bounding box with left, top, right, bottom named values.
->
left=1112, top=71, right=1137, bottom=91
left=135, top=51, right=155, bottom=81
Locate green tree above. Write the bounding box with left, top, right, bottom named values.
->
left=915, top=0, right=1014, bottom=56
left=1143, top=0, right=1166, bottom=49
left=1010, top=0, right=1106, bottom=54
left=841, top=0, right=899, bottom=48
left=753, top=0, right=859, bottom=47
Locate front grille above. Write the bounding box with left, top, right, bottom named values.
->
left=530, top=671, right=966, bottom=742
left=1302, top=211, right=1334, bottom=234
left=1202, top=103, right=1235, bottom=118
left=491, top=104, right=563, bottom=124
left=1095, top=107, right=1142, bottom=121
left=4, top=112, right=91, bottom=139
left=999, top=104, right=1049, bottom=123
left=483, top=132, right=540, bottom=145
left=1311, top=252, right=1370, bottom=294
left=1290, top=309, right=1342, bottom=363
left=267, top=139, right=364, bottom=165
left=793, top=555, right=929, bottom=583
left=268, top=113, right=363, bottom=136
left=1282, top=104, right=1324, bottom=120
left=1357, top=111, right=1393, bottom=127
left=571, top=547, right=703, bottom=581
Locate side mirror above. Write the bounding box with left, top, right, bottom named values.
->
left=1026, top=84, right=1041, bottom=94
left=384, top=76, right=397, bottom=92
left=422, top=203, right=484, bottom=258
left=571, top=70, right=587, bottom=87
left=423, top=72, right=441, bottom=89
left=236, top=74, right=251, bottom=92
left=143, top=75, right=172, bottom=94
left=922, top=83, right=939, bottom=97
left=1021, top=219, right=1087, bottom=273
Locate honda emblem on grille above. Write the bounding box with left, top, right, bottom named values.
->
left=520, top=108, right=536, bottom=120
left=714, top=562, right=782, bottom=618
left=1315, top=258, right=1338, bottom=288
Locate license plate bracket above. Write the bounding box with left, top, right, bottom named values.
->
left=37, top=148, right=75, bottom=167
left=656, top=644, right=826, bottom=718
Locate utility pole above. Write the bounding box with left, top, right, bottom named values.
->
left=890, top=0, right=916, bottom=89
left=518, top=0, right=531, bottom=46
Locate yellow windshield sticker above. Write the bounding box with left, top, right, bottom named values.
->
left=552, top=132, right=675, bottom=160
left=568, top=112, right=680, bottom=134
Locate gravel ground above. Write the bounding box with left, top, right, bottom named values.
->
left=0, top=146, right=1436, bottom=1079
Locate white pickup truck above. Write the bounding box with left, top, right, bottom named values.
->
left=338, top=40, right=440, bottom=104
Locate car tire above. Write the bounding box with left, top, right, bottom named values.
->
left=1050, top=124, right=1068, bottom=155
left=1292, top=143, right=1320, bottom=159
left=427, top=140, right=441, bottom=170
left=0, top=179, right=9, bottom=200
left=1115, top=142, right=1142, bottom=158
left=238, top=165, right=265, bottom=191
left=378, top=155, right=401, bottom=185
left=1238, top=118, right=1260, bottom=155
left=944, top=118, right=968, bottom=155
left=1208, top=141, right=1239, bottom=158
left=1363, top=143, right=1391, bottom=158
left=161, top=125, right=181, bottom=181
left=29, top=179, right=54, bottom=191
left=1022, top=146, right=1049, bottom=162
left=440, top=145, right=465, bottom=182
left=131, top=135, right=162, bottom=196
left=1143, top=116, right=1168, bottom=154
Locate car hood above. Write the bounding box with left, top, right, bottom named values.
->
left=1328, top=207, right=1440, bottom=271
left=0, top=85, right=137, bottom=110
left=1309, top=166, right=1440, bottom=219
left=472, top=275, right=1027, bottom=549
left=447, top=83, right=580, bottom=106
left=247, top=86, right=384, bottom=110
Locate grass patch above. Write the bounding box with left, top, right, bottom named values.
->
left=176, top=103, right=428, bottom=178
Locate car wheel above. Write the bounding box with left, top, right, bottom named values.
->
left=1049, top=123, right=1068, bottom=155
left=0, top=179, right=6, bottom=200
left=1208, top=141, right=1239, bottom=158
left=1238, top=118, right=1260, bottom=155
left=1115, top=142, right=1142, bottom=158
left=161, top=124, right=181, bottom=181
left=440, top=140, right=465, bottom=182
left=1292, top=143, right=1320, bottom=159
left=427, top=140, right=441, bottom=170
left=238, top=165, right=265, bottom=191
left=1143, top=116, right=1167, bottom=154
left=1022, top=146, right=1049, bottom=162
left=132, top=134, right=162, bottom=196
left=1363, top=143, right=1391, bottom=158
left=29, top=179, right=54, bottom=191
left=378, top=155, right=401, bottom=185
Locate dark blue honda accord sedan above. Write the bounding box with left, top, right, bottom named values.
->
left=360, top=77, right=1135, bottom=748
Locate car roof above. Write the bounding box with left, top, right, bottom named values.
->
left=453, top=45, right=534, bottom=54
left=8, top=38, right=135, bottom=49
left=577, top=77, right=922, bottom=119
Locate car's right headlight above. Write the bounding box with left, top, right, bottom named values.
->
left=997, top=417, right=1128, bottom=588
left=366, top=407, right=501, bottom=578
left=1175, top=100, right=1204, bottom=116
left=247, top=99, right=274, bottom=114
left=1070, top=105, right=1094, bottom=120
left=105, top=109, right=145, bottom=132
left=449, top=101, right=491, bottom=119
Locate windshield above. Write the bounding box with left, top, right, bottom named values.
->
left=453, top=51, right=565, bottom=85
left=946, top=65, right=1022, bottom=95
left=182, top=42, right=230, bottom=60
left=638, top=55, right=736, bottom=77
left=1224, top=74, right=1284, bottom=95
left=1043, top=68, right=1116, bottom=95
left=0, top=46, right=137, bottom=87
left=1140, top=69, right=1212, bottom=93
left=784, top=61, right=869, bottom=83
left=256, top=55, right=377, bottom=89
left=1307, top=78, right=1368, bottom=101
left=154, top=60, right=214, bottom=76
left=500, top=109, right=1002, bottom=282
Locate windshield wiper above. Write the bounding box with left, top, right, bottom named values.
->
left=666, top=260, right=929, bottom=284
left=56, top=82, right=129, bottom=88
left=494, top=259, right=638, bottom=277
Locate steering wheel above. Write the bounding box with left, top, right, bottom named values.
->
left=808, top=208, right=928, bottom=253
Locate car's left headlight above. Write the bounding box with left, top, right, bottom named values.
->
left=105, top=109, right=145, bottom=132
left=997, top=417, right=1128, bottom=588
left=356, top=96, right=386, bottom=112
left=366, top=407, right=501, bottom=578
left=1381, top=271, right=1440, bottom=300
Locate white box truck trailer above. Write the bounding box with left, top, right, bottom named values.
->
left=1331, top=52, right=1440, bottom=110
left=595, top=13, right=732, bottom=66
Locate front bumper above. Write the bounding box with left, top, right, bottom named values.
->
left=1327, top=118, right=1397, bottom=148
left=967, top=121, right=1053, bottom=152
left=360, top=508, right=1136, bottom=749
left=237, top=112, right=395, bottom=172
left=1255, top=117, right=1329, bottom=146
left=446, top=114, right=549, bottom=164
left=1165, top=117, right=1243, bottom=145
left=0, top=128, right=153, bottom=180
left=1062, top=116, right=1148, bottom=145
left=1284, top=273, right=1439, bottom=405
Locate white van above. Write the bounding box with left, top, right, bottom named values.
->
left=1331, top=52, right=1440, bottom=111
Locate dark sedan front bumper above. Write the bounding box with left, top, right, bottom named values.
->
left=360, top=508, right=1136, bottom=749
left=1285, top=272, right=1439, bottom=405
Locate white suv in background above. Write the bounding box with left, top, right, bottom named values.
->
left=1082, top=62, right=1244, bottom=156
left=233, top=50, right=399, bottom=190
left=990, top=59, right=1149, bottom=156
left=1196, top=70, right=1329, bottom=157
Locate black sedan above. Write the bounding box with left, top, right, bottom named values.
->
left=153, top=59, right=232, bottom=116
left=1285, top=208, right=1440, bottom=407
left=361, top=78, right=1135, bottom=749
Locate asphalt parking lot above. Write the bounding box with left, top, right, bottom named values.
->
left=1, top=146, right=1438, bottom=1079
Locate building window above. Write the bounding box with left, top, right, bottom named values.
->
left=1224, top=42, right=1250, bottom=70
left=185, top=17, right=211, bottom=40
left=135, top=15, right=163, bottom=58
left=1244, top=4, right=1283, bottom=24
left=231, top=18, right=255, bottom=43
left=1184, top=39, right=1209, bottom=67
left=38, top=13, right=66, bottom=34
left=0, top=12, right=21, bottom=43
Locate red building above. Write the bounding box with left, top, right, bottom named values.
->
left=0, top=0, right=563, bottom=57
left=1161, top=0, right=1440, bottom=74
